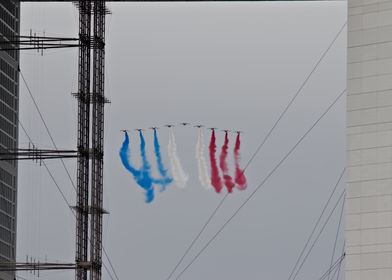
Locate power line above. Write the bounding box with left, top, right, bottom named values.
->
left=334, top=241, right=345, bottom=280
left=165, top=21, right=347, bottom=280
left=19, top=69, right=77, bottom=192
left=291, top=192, right=346, bottom=280
left=18, top=121, right=116, bottom=280
left=18, top=120, right=72, bottom=213
left=327, top=187, right=345, bottom=280
left=286, top=168, right=345, bottom=280
left=19, top=69, right=120, bottom=280
left=318, top=252, right=346, bottom=280
left=164, top=195, right=228, bottom=280
left=173, top=89, right=346, bottom=280
left=242, top=21, right=347, bottom=172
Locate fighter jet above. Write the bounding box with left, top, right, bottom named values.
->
left=134, top=128, right=144, bottom=132
left=165, top=124, right=174, bottom=128
left=221, top=129, right=230, bottom=133
left=209, top=127, right=218, bottom=131
left=194, top=124, right=204, bottom=128
left=149, top=126, right=159, bottom=130
left=120, top=129, right=129, bottom=132
left=235, top=130, right=243, bottom=134
left=180, top=122, right=190, bottom=126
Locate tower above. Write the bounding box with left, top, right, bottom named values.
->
left=346, top=0, right=392, bottom=279
left=0, top=1, right=20, bottom=280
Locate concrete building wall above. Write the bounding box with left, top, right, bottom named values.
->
left=346, top=0, right=392, bottom=279
left=0, top=1, right=19, bottom=280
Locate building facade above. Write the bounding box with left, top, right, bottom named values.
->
left=346, top=0, right=392, bottom=279
left=0, top=1, right=19, bottom=280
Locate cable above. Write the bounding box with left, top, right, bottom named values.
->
left=327, top=188, right=345, bottom=280
left=165, top=195, right=228, bottom=280
left=318, top=252, right=346, bottom=280
left=165, top=21, right=347, bottom=280
left=334, top=241, right=345, bottom=280
left=242, top=21, right=346, bottom=172
left=18, top=120, right=116, bottom=280
left=291, top=192, right=346, bottom=280
left=19, top=69, right=77, bottom=192
left=173, top=89, right=346, bottom=280
left=102, top=247, right=120, bottom=280
left=286, top=168, right=345, bottom=280
left=19, top=69, right=120, bottom=280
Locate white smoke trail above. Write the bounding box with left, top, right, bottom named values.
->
left=168, top=127, right=189, bottom=188
left=196, top=128, right=212, bottom=189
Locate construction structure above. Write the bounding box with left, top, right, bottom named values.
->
left=73, top=2, right=107, bottom=280
left=0, top=1, right=19, bottom=280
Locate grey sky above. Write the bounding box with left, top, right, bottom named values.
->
left=17, top=1, right=346, bottom=280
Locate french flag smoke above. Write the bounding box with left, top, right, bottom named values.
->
left=209, top=130, right=223, bottom=193
left=119, top=125, right=248, bottom=201
left=219, top=131, right=235, bottom=193
left=196, top=128, right=212, bottom=189
left=234, top=133, right=247, bottom=190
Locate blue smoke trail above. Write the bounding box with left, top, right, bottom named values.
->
left=138, top=131, right=155, bottom=203
left=119, top=131, right=154, bottom=203
left=153, top=129, right=173, bottom=191
left=119, top=131, right=140, bottom=177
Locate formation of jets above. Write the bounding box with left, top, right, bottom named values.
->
left=121, top=123, right=242, bottom=134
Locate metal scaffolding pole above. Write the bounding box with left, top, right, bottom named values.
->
left=90, top=1, right=106, bottom=280
left=75, top=2, right=92, bottom=280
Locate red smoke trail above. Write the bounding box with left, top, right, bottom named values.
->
left=209, top=130, right=223, bottom=193
left=219, top=132, right=235, bottom=193
left=234, top=133, right=247, bottom=190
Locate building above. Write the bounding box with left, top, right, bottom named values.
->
left=346, top=0, right=392, bottom=279
left=0, top=1, right=19, bottom=280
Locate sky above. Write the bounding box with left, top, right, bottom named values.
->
left=17, top=1, right=346, bottom=280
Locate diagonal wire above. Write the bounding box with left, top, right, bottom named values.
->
left=286, top=168, right=345, bottom=280
left=19, top=69, right=77, bottom=192
left=242, top=21, right=347, bottom=172
left=174, top=89, right=346, bottom=280
left=318, top=252, right=346, bottom=280
left=327, top=187, right=345, bottom=280
left=291, top=192, right=346, bottom=280
left=165, top=21, right=347, bottom=280
left=19, top=72, right=119, bottom=280
left=18, top=120, right=116, bottom=280
left=334, top=241, right=345, bottom=280
left=165, top=195, right=228, bottom=280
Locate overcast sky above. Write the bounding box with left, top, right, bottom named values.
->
left=17, top=1, right=346, bottom=280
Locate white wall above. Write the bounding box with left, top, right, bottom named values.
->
left=347, top=0, right=392, bottom=279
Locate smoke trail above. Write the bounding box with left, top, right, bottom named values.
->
left=209, top=130, right=223, bottom=193
left=195, top=128, right=212, bottom=189
left=167, top=127, right=189, bottom=188
left=234, top=133, right=247, bottom=190
left=137, top=131, right=156, bottom=202
left=153, top=129, right=173, bottom=191
left=219, top=131, right=235, bottom=193
left=119, top=132, right=155, bottom=203
left=119, top=132, right=141, bottom=177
